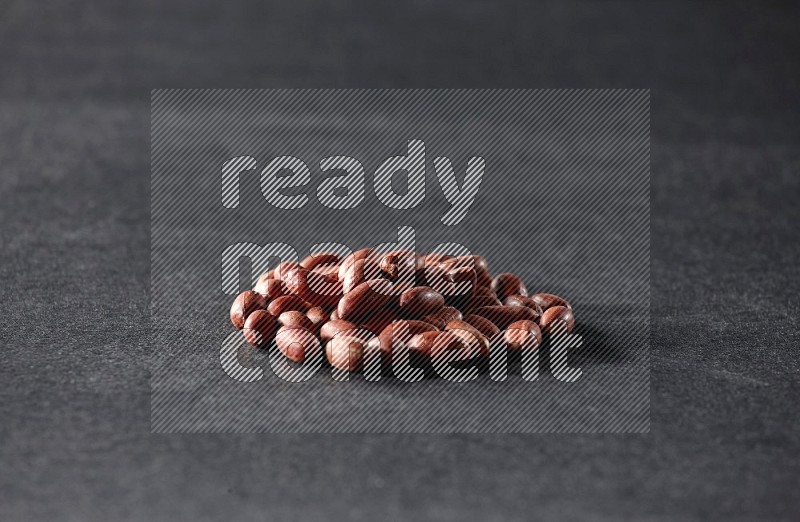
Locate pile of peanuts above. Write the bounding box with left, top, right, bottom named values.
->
left=229, top=248, right=575, bottom=373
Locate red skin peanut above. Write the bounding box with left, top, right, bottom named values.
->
left=231, top=247, right=577, bottom=375
left=470, top=305, right=538, bottom=330
left=420, top=306, right=463, bottom=330
left=407, top=331, right=441, bottom=358
left=444, top=320, right=491, bottom=357
left=474, top=286, right=499, bottom=299
left=326, top=334, right=366, bottom=372
left=272, top=261, right=301, bottom=292
left=341, top=259, right=382, bottom=294
left=379, top=249, right=423, bottom=281
left=430, top=330, right=486, bottom=363
left=446, top=266, right=478, bottom=287
left=456, top=285, right=502, bottom=312
left=539, top=306, right=576, bottom=335
left=529, top=293, right=572, bottom=311
left=462, top=314, right=501, bottom=339
left=230, top=290, right=266, bottom=329
left=504, top=319, right=542, bottom=352
left=337, top=280, right=395, bottom=321
left=278, top=310, right=315, bottom=330
left=242, top=309, right=278, bottom=346
left=305, top=306, right=329, bottom=333
left=419, top=263, right=449, bottom=291
left=326, top=331, right=386, bottom=372
left=267, top=295, right=310, bottom=316
left=491, top=273, right=528, bottom=301
left=381, top=320, right=440, bottom=338
left=359, top=309, right=397, bottom=336
left=399, top=286, right=445, bottom=318
left=374, top=320, right=439, bottom=353
left=459, top=294, right=503, bottom=314
left=282, top=267, right=343, bottom=308
left=503, top=295, right=544, bottom=320
left=440, top=255, right=492, bottom=288
left=440, top=266, right=478, bottom=305
left=273, top=260, right=300, bottom=279
left=253, top=273, right=285, bottom=300
left=337, top=248, right=376, bottom=281
left=319, top=319, right=358, bottom=343
left=311, top=263, right=341, bottom=279
left=274, top=326, right=320, bottom=363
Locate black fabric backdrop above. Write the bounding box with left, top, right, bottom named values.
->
left=1, top=1, right=798, bottom=520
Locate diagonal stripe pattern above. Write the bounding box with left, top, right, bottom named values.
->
left=150, top=89, right=650, bottom=433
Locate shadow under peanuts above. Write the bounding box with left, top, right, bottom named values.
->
left=495, top=322, right=631, bottom=380
left=566, top=322, right=631, bottom=365
left=255, top=322, right=632, bottom=386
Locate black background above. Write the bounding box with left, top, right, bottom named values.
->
left=1, top=1, right=798, bottom=520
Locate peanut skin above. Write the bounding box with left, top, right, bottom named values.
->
left=230, top=290, right=266, bottom=329
left=235, top=248, right=577, bottom=374
left=337, top=280, right=394, bottom=321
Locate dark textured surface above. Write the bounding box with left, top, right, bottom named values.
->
left=1, top=1, right=798, bottom=520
